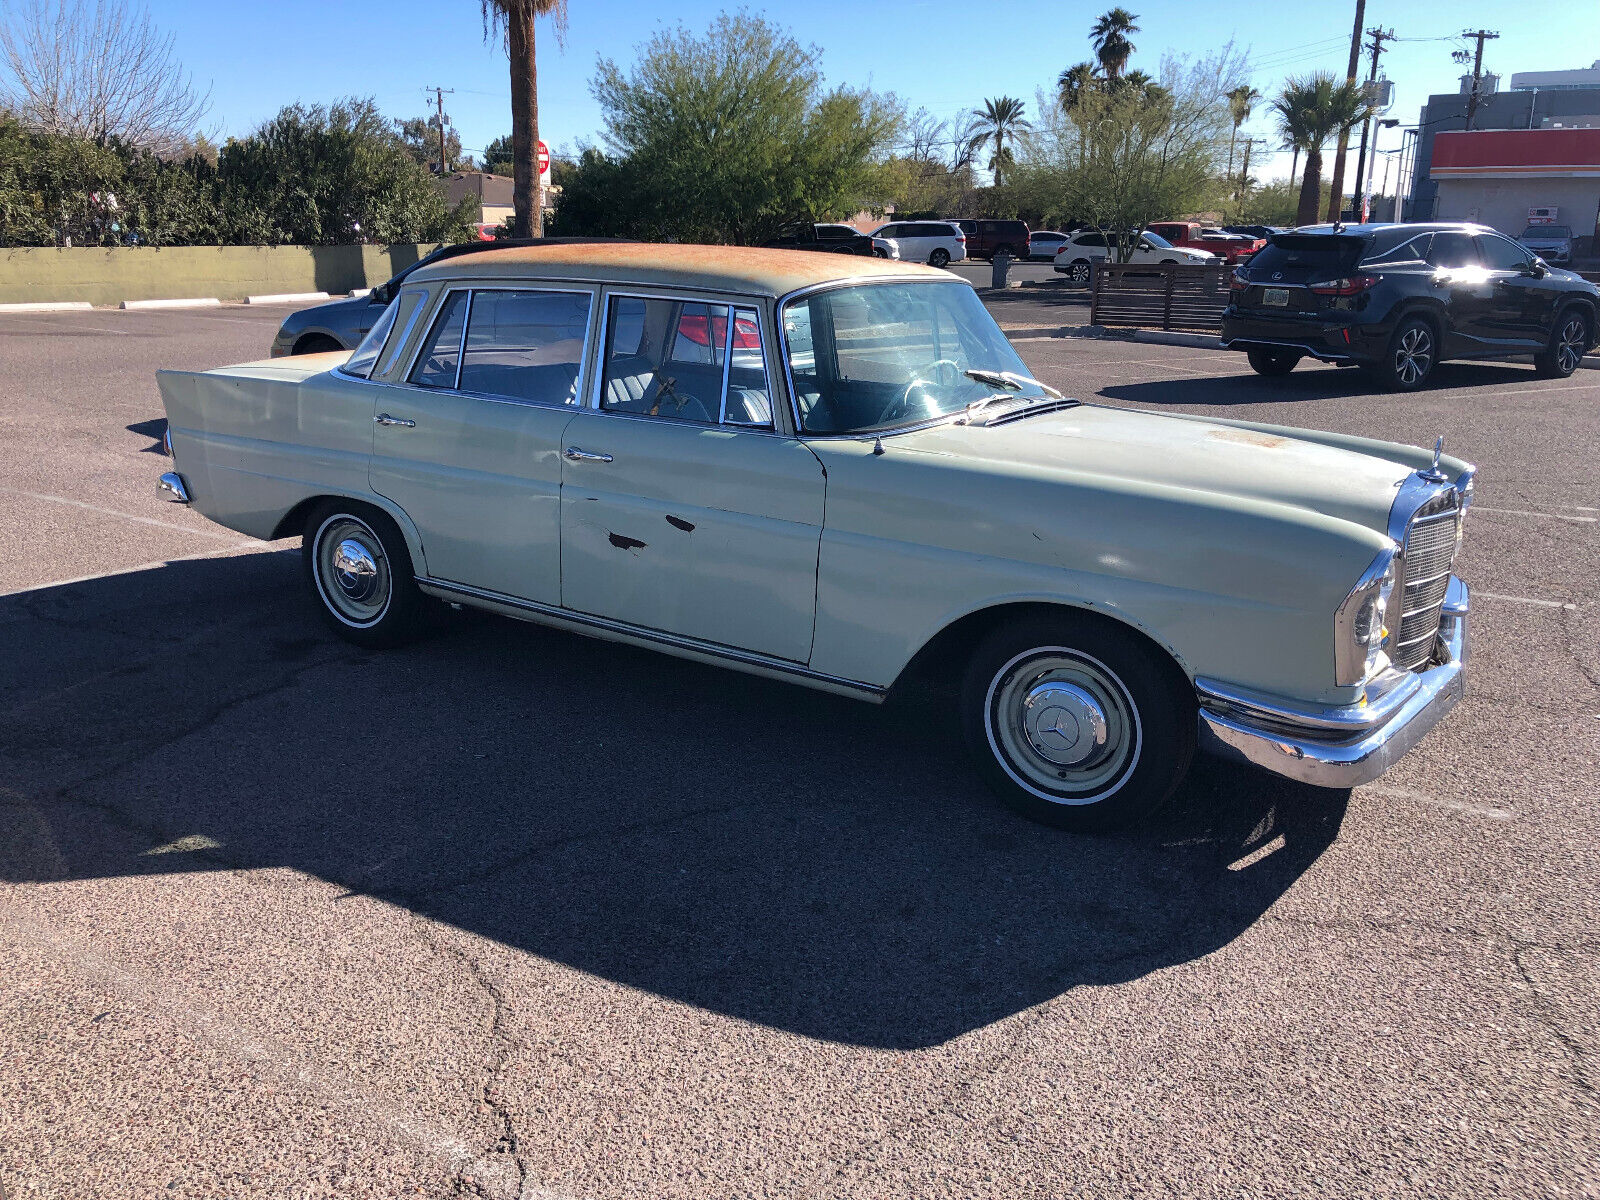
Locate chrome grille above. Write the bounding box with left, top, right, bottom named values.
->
left=1392, top=493, right=1461, bottom=671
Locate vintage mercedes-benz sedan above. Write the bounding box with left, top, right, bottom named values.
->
left=156, top=244, right=1474, bottom=831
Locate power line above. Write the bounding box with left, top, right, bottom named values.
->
left=425, top=86, right=455, bottom=174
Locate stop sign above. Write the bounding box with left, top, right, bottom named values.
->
left=537, top=140, right=550, bottom=181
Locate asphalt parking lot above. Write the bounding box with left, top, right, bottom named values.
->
left=1, top=299, right=1596, bottom=1199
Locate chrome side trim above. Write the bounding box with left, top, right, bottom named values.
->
left=157, top=472, right=191, bottom=503
left=1197, top=577, right=1468, bottom=789
left=416, top=576, right=888, bottom=701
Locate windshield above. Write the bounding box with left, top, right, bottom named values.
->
left=1521, top=226, right=1570, bottom=238
left=783, top=281, right=1045, bottom=435
left=1141, top=231, right=1173, bottom=248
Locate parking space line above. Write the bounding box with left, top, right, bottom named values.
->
left=0, top=484, right=242, bottom=542
left=1477, top=591, right=1578, bottom=610
left=1362, top=784, right=1516, bottom=822
left=1473, top=506, right=1597, bottom=524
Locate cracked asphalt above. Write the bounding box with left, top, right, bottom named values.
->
left=0, top=299, right=1595, bottom=1199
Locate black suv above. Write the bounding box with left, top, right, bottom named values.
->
left=762, top=221, right=878, bottom=256
left=1221, top=222, right=1598, bottom=390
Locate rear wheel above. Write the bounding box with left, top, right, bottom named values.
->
left=292, top=333, right=344, bottom=355
left=1063, top=258, right=1092, bottom=284
left=1246, top=347, right=1302, bottom=377
left=1366, top=316, right=1437, bottom=392
left=959, top=613, right=1194, bottom=832
left=302, top=500, right=427, bottom=649
left=1534, top=307, right=1590, bottom=378
left=929, top=247, right=950, bottom=268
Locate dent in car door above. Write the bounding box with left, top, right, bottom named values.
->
left=559, top=414, right=825, bottom=663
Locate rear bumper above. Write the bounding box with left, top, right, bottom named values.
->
left=1196, top=578, right=1468, bottom=789
left=1221, top=309, right=1391, bottom=363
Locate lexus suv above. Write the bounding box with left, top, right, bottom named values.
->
left=1221, top=222, right=1599, bottom=391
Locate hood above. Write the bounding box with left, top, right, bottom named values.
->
left=889, top=403, right=1415, bottom=535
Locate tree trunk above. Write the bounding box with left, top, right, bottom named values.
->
left=1226, top=126, right=1237, bottom=180
left=1327, top=0, right=1366, bottom=222
left=507, top=6, right=541, bottom=238
left=1296, top=147, right=1324, bottom=228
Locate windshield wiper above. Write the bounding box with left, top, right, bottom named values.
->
left=964, top=367, right=1064, bottom=399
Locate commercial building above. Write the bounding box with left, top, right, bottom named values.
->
left=1427, top=128, right=1600, bottom=250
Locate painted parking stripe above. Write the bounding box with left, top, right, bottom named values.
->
left=1473, top=506, right=1597, bottom=524
left=0, top=484, right=241, bottom=542
left=1476, top=591, right=1578, bottom=610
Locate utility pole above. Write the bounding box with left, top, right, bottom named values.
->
left=1457, top=30, right=1500, bottom=131
left=1238, top=137, right=1265, bottom=201
left=1326, top=0, right=1367, bottom=222
left=1350, top=27, right=1395, bottom=220
left=428, top=86, right=456, bottom=174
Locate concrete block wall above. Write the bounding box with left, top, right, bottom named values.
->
left=0, top=244, right=440, bottom=306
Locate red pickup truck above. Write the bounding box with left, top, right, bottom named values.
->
left=1146, top=222, right=1264, bottom=263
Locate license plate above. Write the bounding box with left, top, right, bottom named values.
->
left=1263, top=287, right=1290, bottom=307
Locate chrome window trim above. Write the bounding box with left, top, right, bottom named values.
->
left=774, top=275, right=1014, bottom=440
left=395, top=283, right=599, bottom=410
left=717, top=303, right=735, bottom=424
left=373, top=287, right=432, bottom=381
left=416, top=574, right=886, bottom=699
left=332, top=295, right=404, bottom=383
left=589, top=288, right=782, bottom=434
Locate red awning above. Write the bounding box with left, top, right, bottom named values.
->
left=1431, top=128, right=1600, bottom=178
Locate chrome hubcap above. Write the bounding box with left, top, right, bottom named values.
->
left=1395, top=327, right=1432, bottom=385
left=985, top=648, right=1142, bottom=805
left=315, top=517, right=391, bottom=627
left=1557, top=318, right=1585, bottom=373
left=1069, top=262, right=1090, bottom=281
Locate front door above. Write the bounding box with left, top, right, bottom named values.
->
left=369, top=285, right=597, bottom=606
left=1425, top=230, right=1499, bottom=355
left=559, top=294, right=825, bottom=663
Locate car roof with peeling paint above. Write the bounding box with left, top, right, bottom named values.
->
left=407, top=241, right=949, bottom=297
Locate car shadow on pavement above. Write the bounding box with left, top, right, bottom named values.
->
left=126, top=417, right=168, bottom=454
left=1101, top=360, right=1544, bottom=407
left=0, top=550, right=1348, bottom=1050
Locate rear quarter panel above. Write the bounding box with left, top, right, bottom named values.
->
left=157, top=358, right=380, bottom=542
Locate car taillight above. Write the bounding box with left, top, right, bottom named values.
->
left=1229, top=268, right=1249, bottom=292
left=1309, top=275, right=1378, bottom=296
left=956, top=235, right=966, bottom=243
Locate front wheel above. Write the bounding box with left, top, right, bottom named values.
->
left=302, top=500, right=428, bottom=649
left=1366, top=317, right=1437, bottom=391
left=1534, top=307, right=1590, bottom=378
left=1246, top=347, right=1302, bottom=376
left=929, top=247, right=950, bottom=268
left=1062, top=258, right=1092, bottom=284
left=960, top=614, right=1194, bottom=832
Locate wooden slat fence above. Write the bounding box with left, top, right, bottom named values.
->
left=1089, top=262, right=1230, bottom=334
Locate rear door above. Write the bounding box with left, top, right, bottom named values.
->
left=368, top=284, right=595, bottom=605
left=559, top=291, right=825, bottom=663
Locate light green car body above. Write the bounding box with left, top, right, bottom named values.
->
left=157, top=245, right=1472, bottom=789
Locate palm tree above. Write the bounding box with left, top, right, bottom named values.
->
left=1225, top=85, right=1259, bottom=182
left=1272, top=72, right=1370, bottom=227
left=482, top=0, right=567, bottom=237
left=1090, top=8, right=1140, bottom=79
left=969, top=96, right=1030, bottom=187
left=1057, top=62, right=1099, bottom=112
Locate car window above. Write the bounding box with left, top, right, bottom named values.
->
left=600, top=296, right=769, bottom=428
left=455, top=289, right=591, bottom=406
left=409, top=290, right=469, bottom=388
left=1074, top=231, right=1108, bottom=247
left=1476, top=235, right=1531, bottom=271
left=1363, top=234, right=1431, bottom=266
left=1427, top=232, right=1480, bottom=269
left=341, top=291, right=405, bottom=379
left=372, top=288, right=431, bottom=379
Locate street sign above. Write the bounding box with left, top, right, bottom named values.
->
left=537, top=140, right=550, bottom=182
left=1528, top=205, right=1559, bottom=225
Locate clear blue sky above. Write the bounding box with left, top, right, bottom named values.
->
left=148, top=0, right=1599, bottom=185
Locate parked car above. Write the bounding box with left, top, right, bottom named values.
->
left=1223, top=224, right=1283, bottom=242
left=952, top=219, right=1031, bottom=260
left=1027, top=231, right=1071, bottom=260
left=270, top=238, right=612, bottom=356
left=762, top=221, right=879, bottom=257
left=1515, top=223, right=1573, bottom=265
left=1147, top=221, right=1264, bottom=263
left=1052, top=229, right=1215, bottom=281
left=1221, top=222, right=1599, bottom=390
left=869, top=220, right=967, bottom=267
left=157, top=243, right=1474, bottom=832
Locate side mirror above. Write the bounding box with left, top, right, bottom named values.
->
left=1521, top=261, right=1547, bottom=278
left=369, top=284, right=391, bottom=304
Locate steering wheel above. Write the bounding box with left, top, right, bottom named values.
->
left=648, top=376, right=711, bottom=422
left=877, top=359, right=962, bottom=425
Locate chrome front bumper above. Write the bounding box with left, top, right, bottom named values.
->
left=1196, top=577, right=1468, bottom=789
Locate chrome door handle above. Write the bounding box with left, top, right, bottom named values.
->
left=563, top=446, right=613, bottom=463
left=374, top=413, right=415, bottom=428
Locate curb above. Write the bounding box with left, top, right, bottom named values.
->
left=1129, top=329, right=1222, bottom=350
left=0, top=301, right=93, bottom=313
left=120, top=297, right=222, bottom=310
left=246, top=291, right=331, bottom=305
left=349, top=288, right=372, bottom=299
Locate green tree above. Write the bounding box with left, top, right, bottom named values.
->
left=1272, top=72, right=1370, bottom=227
left=482, top=0, right=567, bottom=238
left=481, top=134, right=515, bottom=176
left=1057, top=62, right=1099, bottom=112
left=1090, top=8, right=1140, bottom=79
left=396, top=115, right=468, bottom=173
left=969, top=96, right=1030, bottom=187
left=560, top=12, right=899, bottom=243
left=1225, top=84, right=1258, bottom=182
